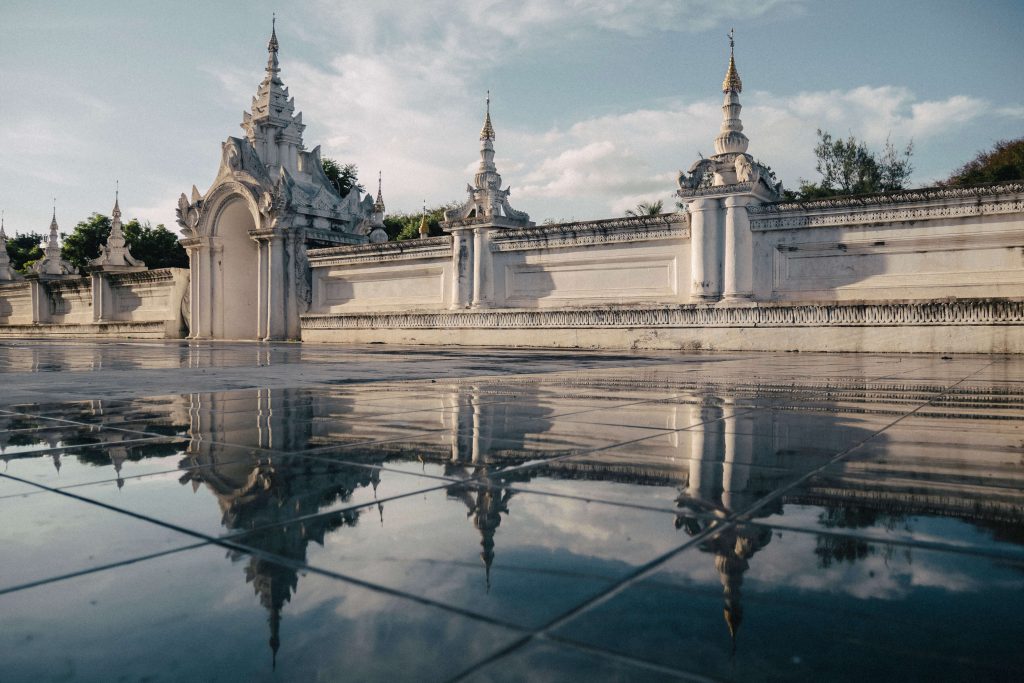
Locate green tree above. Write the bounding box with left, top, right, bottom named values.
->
left=61, top=213, right=110, bottom=273
left=321, top=158, right=364, bottom=197
left=943, top=138, right=1024, bottom=186
left=5, top=232, right=44, bottom=273
left=625, top=200, right=664, bottom=217
left=794, top=129, right=913, bottom=199
left=384, top=204, right=454, bottom=241
left=123, top=220, right=189, bottom=269
left=61, top=213, right=188, bottom=274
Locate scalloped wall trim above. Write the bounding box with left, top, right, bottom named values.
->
left=301, top=299, right=1024, bottom=330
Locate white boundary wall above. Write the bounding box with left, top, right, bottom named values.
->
left=0, top=268, right=189, bottom=338
left=302, top=184, right=1024, bottom=353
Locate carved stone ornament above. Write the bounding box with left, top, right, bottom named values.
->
left=223, top=139, right=242, bottom=171
left=176, top=192, right=203, bottom=235
left=294, top=245, right=312, bottom=309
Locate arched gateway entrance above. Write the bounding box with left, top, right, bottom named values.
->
left=213, top=199, right=259, bottom=339
left=175, top=23, right=373, bottom=340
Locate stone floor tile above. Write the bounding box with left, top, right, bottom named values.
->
left=552, top=524, right=1024, bottom=682
left=230, top=484, right=690, bottom=629
left=0, top=544, right=522, bottom=682
left=0, top=476, right=198, bottom=591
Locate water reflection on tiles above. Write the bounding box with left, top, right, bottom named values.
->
left=1, top=356, right=1023, bottom=681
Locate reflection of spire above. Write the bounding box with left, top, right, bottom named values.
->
left=471, top=479, right=512, bottom=592
left=269, top=605, right=281, bottom=671
left=700, top=523, right=771, bottom=653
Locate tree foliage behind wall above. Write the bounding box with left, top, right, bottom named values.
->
left=788, top=129, right=913, bottom=200
left=943, top=138, right=1024, bottom=186
left=60, top=213, right=188, bottom=274
left=321, top=158, right=364, bottom=197
left=5, top=233, right=44, bottom=273
left=383, top=204, right=456, bottom=241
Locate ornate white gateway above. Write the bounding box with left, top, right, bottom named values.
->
left=176, top=21, right=373, bottom=340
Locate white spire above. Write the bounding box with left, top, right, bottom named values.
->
left=91, top=189, right=145, bottom=271
left=31, top=205, right=75, bottom=277
left=714, top=28, right=749, bottom=157
left=441, top=92, right=533, bottom=228
left=241, top=17, right=306, bottom=174
left=474, top=92, right=502, bottom=192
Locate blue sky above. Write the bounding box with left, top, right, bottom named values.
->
left=1, top=0, right=1021, bottom=233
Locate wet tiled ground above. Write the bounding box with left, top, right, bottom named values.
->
left=1, top=340, right=1022, bottom=682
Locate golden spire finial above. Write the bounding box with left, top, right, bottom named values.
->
left=480, top=90, right=495, bottom=141
left=419, top=200, right=429, bottom=238
left=722, top=28, right=742, bottom=93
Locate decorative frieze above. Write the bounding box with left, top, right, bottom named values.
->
left=301, top=298, right=1024, bottom=330
left=490, top=214, right=688, bottom=252
left=308, top=236, right=452, bottom=268
left=750, top=182, right=1024, bottom=231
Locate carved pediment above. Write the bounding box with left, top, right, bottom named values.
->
left=220, top=137, right=273, bottom=186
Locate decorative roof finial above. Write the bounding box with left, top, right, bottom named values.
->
left=1, top=210, right=5, bottom=239
left=373, top=171, right=385, bottom=213
left=266, top=14, right=280, bottom=76
left=480, top=90, right=495, bottom=141
left=419, top=200, right=429, bottom=239
left=113, top=180, right=121, bottom=218
left=722, top=28, right=742, bottom=93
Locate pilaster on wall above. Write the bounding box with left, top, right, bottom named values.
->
left=449, top=228, right=474, bottom=309
left=688, top=198, right=723, bottom=301
left=471, top=228, right=493, bottom=308
left=90, top=272, right=109, bottom=322
left=181, top=235, right=217, bottom=339
left=263, top=234, right=287, bottom=340
left=28, top=280, right=49, bottom=324
left=722, top=195, right=755, bottom=301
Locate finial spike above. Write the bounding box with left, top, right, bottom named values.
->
left=267, top=14, right=280, bottom=57
left=480, top=91, right=495, bottom=141
left=721, top=29, right=742, bottom=93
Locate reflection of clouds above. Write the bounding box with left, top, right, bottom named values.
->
left=741, top=532, right=987, bottom=600
left=509, top=492, right=678, bottom=561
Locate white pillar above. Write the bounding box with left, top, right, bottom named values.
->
left=28, top=279, right=49, bottom=324
left=256, top=239, right=268, bottom=339
left=471, top=227, right=492, bottom=308
left=688, top=198, right=722, bottom=301
left=723, top=195, right=753, bottom=301
left=265, top=235, right=286, bottom=340
left=90, top=272, right=106, bottom=322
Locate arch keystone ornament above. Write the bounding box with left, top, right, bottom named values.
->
left=177, top=19, right=373, bottom=340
